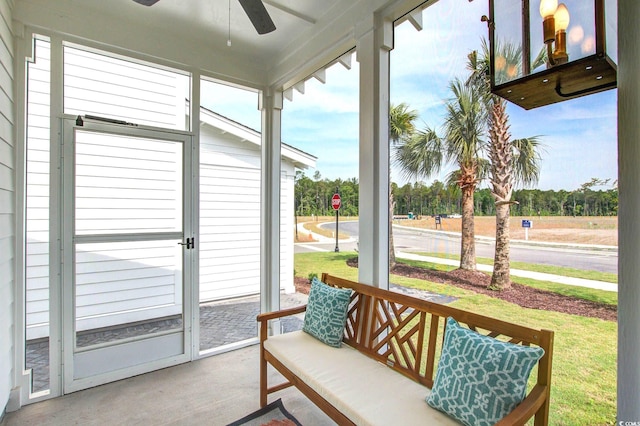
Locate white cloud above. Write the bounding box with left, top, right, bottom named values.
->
left=200, top=79, right=261, bottom=130
left=391, top=0, right=488, bottom=80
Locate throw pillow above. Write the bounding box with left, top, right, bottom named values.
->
left=302, top=277, right=352, bottom=347
left=426, top=317, right=544, bottom=426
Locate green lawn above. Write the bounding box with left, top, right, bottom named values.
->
left=294, top=251, right=617, bottom=425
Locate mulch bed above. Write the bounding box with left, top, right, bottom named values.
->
left=296, top=257, right=616, bottom=322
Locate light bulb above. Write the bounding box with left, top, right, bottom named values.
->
left=539, top=0, right=558, bottom=18
left=554, top=3, right=570, bottom=31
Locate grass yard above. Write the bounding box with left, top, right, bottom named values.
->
left=294, top=251, right=617, bottom=425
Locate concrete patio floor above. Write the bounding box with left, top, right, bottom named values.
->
left=25, top=292, right=309, bottom=394
left=8, top=285, right=451, bottom=425
left=4, top=344, right=335, bottom=425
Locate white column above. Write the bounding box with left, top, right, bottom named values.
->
left=356, top=16, right=393, bottom=289
left=260, top=89, right=283, bottom=317
left=618, top=0, right=640, bottom=420
left=49, top=34, right=64, bottom=399
left=189, top=73, right=200, bottom=359
left=9, top=23, right=30, bottom=412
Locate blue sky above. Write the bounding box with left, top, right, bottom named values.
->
left=202, top=0, right=618, bottom=192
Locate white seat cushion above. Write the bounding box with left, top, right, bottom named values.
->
left=264, top=330, right=460, bottom=426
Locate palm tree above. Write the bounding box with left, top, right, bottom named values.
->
left=486, top=100, right=542, bottom=289
left=468, top=40, right=544, bottom=290
left=395, top=79, right=486, bottom=270
left=389, top=103, right=418, bottom=268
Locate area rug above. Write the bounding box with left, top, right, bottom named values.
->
left=226, top=399, right=302, bottom=426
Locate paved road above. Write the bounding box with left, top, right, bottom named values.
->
left=296, top=220, right=617, bottom=274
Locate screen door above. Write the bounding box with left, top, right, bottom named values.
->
left=62, top=118, right=194, bottom=393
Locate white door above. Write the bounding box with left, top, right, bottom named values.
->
left=61, top=117, right=194, bottom=393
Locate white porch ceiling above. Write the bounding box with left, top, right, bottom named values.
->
left=14, top=0, right=424, bottom=88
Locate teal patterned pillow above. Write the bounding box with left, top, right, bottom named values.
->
left=302, top=277, right=352, bottom=347
left=426, top=317, right=544, bottom=426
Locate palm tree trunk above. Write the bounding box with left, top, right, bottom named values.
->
left=459, top=185, right=476, bottom=270
left=488, top=99, right=513, bottom=290
left=490, top=202, right=511, bottom=289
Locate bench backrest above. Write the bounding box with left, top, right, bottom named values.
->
left=321, top=273, right=554, bottom=393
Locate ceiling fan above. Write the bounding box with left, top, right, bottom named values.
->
left=132, top=0, right=276, bottom=35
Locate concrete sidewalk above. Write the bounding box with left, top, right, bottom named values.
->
left=396, top=251, right=618, bottom=293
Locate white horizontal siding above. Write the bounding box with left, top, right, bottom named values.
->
left=63, top=46, right=188, bottom=130
left=199, top=163, right=261, bottom=300
left=74, top=240, right=182, bottom=328
left=280, top=168, right=295, bottom=293
left=198, top=125, right=263, bottom=301
left=198, top=127, right=297, bottom=301
left=71, top=129, right=185, bottom=331
left=25, top=39, right=51, bottom=340
left=0, top=0, right=13, bottom=413
left=74, top=130, right=182, bottom=235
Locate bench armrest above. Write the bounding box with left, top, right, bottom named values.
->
left=256, top=305, right=307, bottom=323
left=495, top=384, right=548, bottom=426
left=258, top=305, right=307, bottom=345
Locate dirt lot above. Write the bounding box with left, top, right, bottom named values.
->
left=298, top=215, right=618, bottom=246
left=396, top=215, right=618, bottom=246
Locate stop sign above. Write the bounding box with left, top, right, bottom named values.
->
left=331, top=193, right=341, bottom=210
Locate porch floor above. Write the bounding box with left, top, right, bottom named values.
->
left=25, top=292, right=308, bottom=394
left=10, top=285, right=453, bottom=425
left=6, top=344, right=334, bottom=425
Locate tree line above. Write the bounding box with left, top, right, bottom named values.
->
left=295, top=171, right=359, bottom=217
left=296, top=174, right=618, bottom=217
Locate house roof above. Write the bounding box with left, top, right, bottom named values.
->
left=199, top=106, right=317, bottom=170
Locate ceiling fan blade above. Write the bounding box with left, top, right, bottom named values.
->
left=132, top=0, right=160, bottom=6
left=238, top=0, right=276, bottom=34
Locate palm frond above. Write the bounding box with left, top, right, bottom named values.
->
left=476, top=157, right=491, bottom=181
left=511, top=136, right=546, bottom=188
left=532, top=46, right=547, bottom=71
left=445, top=169, right=462, bottom=189
left=444, top=78, right=487, bottom=165
left=390, top=102, right=418, bottom=145
left=393, top=126, right=445, bottom=182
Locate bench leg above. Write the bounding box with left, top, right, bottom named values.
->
left=259, top=349, right=267, bottom=407
left=534, top=401, right=550, bottom=426
left=259, top=320, right=268, bottom=407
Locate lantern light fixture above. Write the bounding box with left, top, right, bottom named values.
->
left=476, top=0, right=617, bottom=110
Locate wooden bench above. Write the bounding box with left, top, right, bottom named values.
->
left=258, top=273, right=554, bottom=425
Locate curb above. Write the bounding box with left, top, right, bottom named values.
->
left=296, top=222, right=356, bottom=244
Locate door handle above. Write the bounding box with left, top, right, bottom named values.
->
left=178, top=237, right=194, bottom=249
